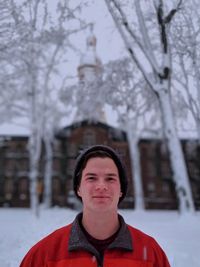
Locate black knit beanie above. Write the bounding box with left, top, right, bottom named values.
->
left=73, top=145, right=128, bottom=203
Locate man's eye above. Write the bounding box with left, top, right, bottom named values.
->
left=107, top=177, right=115, bottom=181
left=87, top=176, right=95, bottom=180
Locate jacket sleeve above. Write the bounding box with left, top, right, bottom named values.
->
left=19, top=242, right=46, bottom=267
left=151, top=238, right=171, bottom=267
left=19, top=225, right=71, bottom=267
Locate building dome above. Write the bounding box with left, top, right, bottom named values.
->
left=75, top=24, right=106, bottom=124
left=78, top=25, right=102, bottom=82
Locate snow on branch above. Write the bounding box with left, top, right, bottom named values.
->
left=135, top=1, right=160, bottom=73
left=155, top=0, right=182, bottom=53
left=105, top=0, right=157, bottom=92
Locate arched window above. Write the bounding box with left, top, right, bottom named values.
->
left=83, top=130, right=96, bottom=146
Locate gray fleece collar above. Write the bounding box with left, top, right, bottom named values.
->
left=68, top=212, right=133, bottom=254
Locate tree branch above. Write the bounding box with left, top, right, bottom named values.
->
left=105, top=0, right=159, bottom=93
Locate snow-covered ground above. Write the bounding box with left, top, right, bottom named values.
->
left=0, top=208, right=199, bottom=267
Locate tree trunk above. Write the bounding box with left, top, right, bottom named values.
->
left=158, top=87, right=195, bottom=213
left=43, top=135, right=53, bottom=208
left=28, top=133, right=40, bottom=217
left=127, top=121, right=145, bottom=210
left=28, top=83, right=41, bottom=217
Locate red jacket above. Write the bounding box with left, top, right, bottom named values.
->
left=20, top=214, right=170, bottom=267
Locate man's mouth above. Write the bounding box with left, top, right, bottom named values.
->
left=93, top=196, right=110, bottom=199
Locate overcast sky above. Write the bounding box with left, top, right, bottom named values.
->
left=65, top=0, right=127, bottom=76
left=0, top=0, right=125, bottom=135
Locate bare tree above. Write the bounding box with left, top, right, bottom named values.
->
left=171, top=0, right=200, bottom=143
left=103, top=58, right=160, bottom=210
left=104, top=0, right=195, bottom=213
left=0, top=0, right=25, bottom=121
left=2, top=0, right=87, bottom=215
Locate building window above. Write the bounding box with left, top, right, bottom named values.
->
left=115, top=147, right=126, bottom=162
left=161, top=160, right=172, bottom=180
left=19, top=178, right=29, bottom=200
left=4, top=177, right=14, bottom=200
left=146, top=160, right=157, bottom=177
left=53, top=140, right=61, bottom=152
left=162, top=182, right=170, bottom=194
left=83, top=130, right=96, bottom=146
left=160, top=142, right=169, bottom=158
left=187, top=162, right=200, bottom=180
left=185, top=141, right=197, bottom=160
left=147, top=181, right=156, bottom=197
left=67, top=159, right=75, bottom=176
left=67, top=143, right=76, bottom=157
left=148, top=182, right=155, bottom=191
left=52, top=177, right=61, bottom=195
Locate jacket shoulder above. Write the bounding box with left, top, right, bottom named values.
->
left=127, top=224, right=155, bottom=243
left=127, top=224, right=170, bottom=266
left=20, top=224, right=72, bottom=267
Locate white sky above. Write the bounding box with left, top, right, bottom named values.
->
left=0, top=0, right=198, bottom=136
left=70, top=0, right=127, bottom=66
left=47, top=0, right=127, bottom=76
left=0, top=0, right=126, bottom=135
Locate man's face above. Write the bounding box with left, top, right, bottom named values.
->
left=77, top=157, right=122, bottom=213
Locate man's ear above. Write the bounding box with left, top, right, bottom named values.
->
left=77, top=189, right=81, bottom=197
left=120, top=192, right=123, bottom=197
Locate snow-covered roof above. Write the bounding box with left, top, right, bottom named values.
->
left=1, top=119, right=198, bottom=141
left=139, top=129, right=198, bottom=140
left=0, top=122, right=30, bottom=137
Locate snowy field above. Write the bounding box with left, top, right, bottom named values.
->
left=0, top=208, right=199, bottom=267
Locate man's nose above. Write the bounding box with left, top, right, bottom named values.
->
left=95, top=180, right=108, bottom=191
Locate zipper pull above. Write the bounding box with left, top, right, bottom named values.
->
left=143, top=246, right=147, bottom=261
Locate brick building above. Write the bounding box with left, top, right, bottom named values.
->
left=0, top=120, right=200, bottom=210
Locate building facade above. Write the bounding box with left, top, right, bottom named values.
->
left=0, top=121, right=200, bottom=210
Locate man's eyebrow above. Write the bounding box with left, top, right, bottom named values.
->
left=84, top=172, right=97, bottom=176
left=84, top=173, right=117, bottom=176
left=106, top=173, right=118, bottom=177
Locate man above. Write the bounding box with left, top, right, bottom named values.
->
left=20, top=144, right=170, bottom=267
